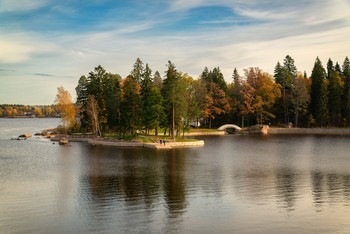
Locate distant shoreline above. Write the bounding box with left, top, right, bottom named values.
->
left=0, top=116, right=59, bottom=119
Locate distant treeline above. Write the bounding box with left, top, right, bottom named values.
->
left=74, top=55, right=350, bottom=137
left=0, top=104, right=58, bottom=118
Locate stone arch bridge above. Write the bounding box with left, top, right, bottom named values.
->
left=217, top=124, right=242, bottom=133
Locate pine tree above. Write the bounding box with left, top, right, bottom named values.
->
left=120, top=76, right=142, bottom=135
left=310, top=57, right=328, bottom=126
left=141, top=64, right=154, bottom=133
left=335, top=62, right=342, bottom=74
left=211, top=67, right=227, bottom=92
left=162, top=61, right=187, bottom=138
left=274, top=61, right=283, bottom=84
left=319, top=80, right=329, bottom=126
left=274, top=55, right=297, bottom=125
left=232, top=68, right=240, bottom=86
left=327, top=59, right=342, bottom=126
left=342, top=57, right=350, bottom=125
left=147, top=87, right=164, bottom=136
left=153, top=71, right=163, bottom=90
left=75, top=75, right=89, bottom=131
left=103, top=73, right=122, bottom=131
left=86, top=66, right=110, bottom=130
left=327, top=58, right=334, bottom=80
left=130, top=58, right=144, bottom=83
left=200, top=67, right=210, bottom=82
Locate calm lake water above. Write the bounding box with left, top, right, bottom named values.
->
left=1, top=118, right=350, bottom=234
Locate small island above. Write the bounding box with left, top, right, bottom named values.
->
left=50, top=129, right=223, bottom=149
left=46, top=56, right=350, bottom=150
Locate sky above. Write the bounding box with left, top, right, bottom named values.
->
left=1, top=0, right=350, bottom=105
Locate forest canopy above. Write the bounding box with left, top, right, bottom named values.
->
left=72, top=56, right=350, bottom=137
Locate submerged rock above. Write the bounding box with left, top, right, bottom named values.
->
left=59, top=137, right=68, bottom=145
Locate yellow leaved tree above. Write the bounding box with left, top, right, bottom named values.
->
left=54, top=86, right=76, bottom=131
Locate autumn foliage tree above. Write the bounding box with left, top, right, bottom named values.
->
left=244, top=67, right=281, bottom=125
left=55, top=86, right=76, bottom=131
left=291, top=73, right=310, bottom=127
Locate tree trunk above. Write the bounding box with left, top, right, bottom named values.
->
left=283, top=86, right=287, bottom=126
left=295, top=110, right=299, bottom=127
left=172, top=103, right=175, bottom=139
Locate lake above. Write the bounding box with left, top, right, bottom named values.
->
left=1, top=118, right=350, bottom=233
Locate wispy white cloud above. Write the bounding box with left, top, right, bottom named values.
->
left=0, top=32, right=64, bottom=64
left=0, top=37, right=33, bottom=63
left=0, top=0, right=49, bottom=12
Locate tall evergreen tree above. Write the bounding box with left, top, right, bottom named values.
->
left=162, top=61, right=187, bottom=138
left=76, top=66, right=122, bottom=134
left=327, top=58, right=334, bottom=80
left=210, top=67, right=227, bottom=92
left=147, top=87, right=164, bottom=136
left=75, top=75, right=89, bottom=130
left=274, top=61, right=284, bottom=84
left=310, top=57, right=328, bottom=126
left=102, top=73, right=122, bottom=130
left=141, top=64, right=154, bottom=133
left=120, top=76, right=142, bottom=135
left=328, top=70, right=342, bottom=126
left=274, top=55, right=297, bottom=125
left=283, top=55, right=297, bottom=85
left=200, top=67, right=210, bottom=82
left=319, top=80, right=329, bottom=126
left=342, top=57, right=350, bottom=125
left=335, top=62, right=342, bottom=74
left=130, top=57, right=144, bottom=83
left=153, top=71, right=163, bottom=90
left=86, top=66, right=110, bottom=129
left=229, top=68, right=242, bottom=125
left=232, top=68, right=240, bottom=86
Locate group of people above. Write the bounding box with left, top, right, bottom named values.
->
left=159, top=139, right=167, bottom=146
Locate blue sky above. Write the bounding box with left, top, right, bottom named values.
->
left=1, top=0, right=350, bottom=104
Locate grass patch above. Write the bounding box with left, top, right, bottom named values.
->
left=76, top=130, right=204, bottom=143
left=175, top=137, right=198, bottom=142
left=189, top=128, right=220, bottom=132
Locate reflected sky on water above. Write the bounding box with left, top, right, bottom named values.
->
left=1, top=119, right=350, bottom=233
